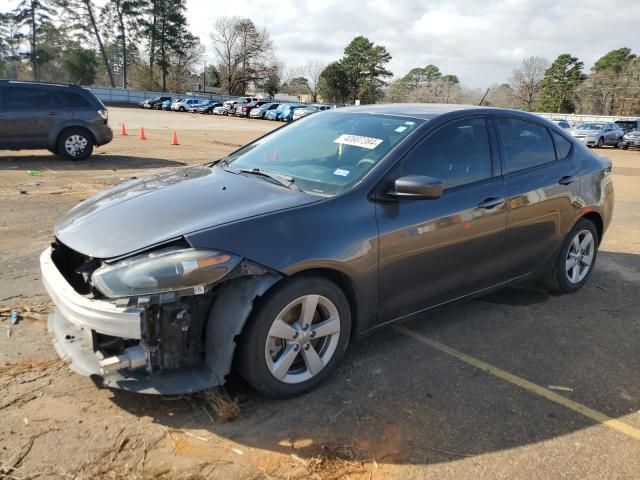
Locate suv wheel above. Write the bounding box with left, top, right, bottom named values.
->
left=543, top=218, right=599, bottom=294
left=237, top=275, right=351, bottom=398
left=58, top=128, right=94, bottom=161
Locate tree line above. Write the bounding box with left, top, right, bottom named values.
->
left=0, top=0, right=203, bottom=92
left=1, top=6, right=638, bottom=116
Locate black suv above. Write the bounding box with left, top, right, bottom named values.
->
left=0, top=80, right=113, bottom=161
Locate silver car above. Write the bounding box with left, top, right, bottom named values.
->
left=569, top=122, right=624, bottom=148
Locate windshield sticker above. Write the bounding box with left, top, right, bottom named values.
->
left=334, top=168, right=351, bottom=177
left=334, top=134, right=383, bottom=150
left=395, top=126, right=408, bottom=133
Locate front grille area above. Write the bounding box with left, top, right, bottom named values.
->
left=51, top=240, right=99, bottom=294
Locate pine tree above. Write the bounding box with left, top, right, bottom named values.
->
left=539, top=54, right=586, bottom=113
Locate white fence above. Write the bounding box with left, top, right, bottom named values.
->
left=85, top=86, right=306, bottom=105
left=534, top=112, right=639, bottom=124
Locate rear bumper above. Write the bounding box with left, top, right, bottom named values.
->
left=96, top=125, right=113, bottom=146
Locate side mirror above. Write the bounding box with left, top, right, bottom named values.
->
left=390, top=175, right=443, bottom=200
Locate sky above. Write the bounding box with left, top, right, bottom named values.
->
left=187, top=0, right=640, bottom=88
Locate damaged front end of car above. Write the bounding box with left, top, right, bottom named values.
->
left=41, top=238, right=281, bottom=394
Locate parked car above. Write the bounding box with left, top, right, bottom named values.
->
left=265, top=104, right=292, bottom=121
left=212, top=105, right=228, bottom=115
left=621, top=129, right=640, bottom=150
left=161, top=98, right=178, bottom=111
left=569, top=122, right=624, bottom=148
left=249, top=102, right=280, bottom=119
left=225, top=97, right=259, bottom=115
left=236, top=100, right=269, bottom=117
left=550, top=119, right=572, bottom=129
left=197, top=101, right=223, bottom=114
left=188, top=100, right=218, bottom=113
left=140, top=96, right=172, bottom=109
left=171, top=98, right=201, bottom=112
left=614, top=119, right=640, bottom=134
left=292, top=104, right=332, bottom=121
left=0, top=80, right=112, bottom=161
left=40, top=104, right=613, bottom=397
left=281, top=104, right=306, bottom=122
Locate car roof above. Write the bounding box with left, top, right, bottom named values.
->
left=335, top=103, right=493, bottom=120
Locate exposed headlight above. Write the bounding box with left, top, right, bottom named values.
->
left=92, top=248, right=241, bottom=298
left=98, top=109, right=109, bottom=120
left=623, top=134, right=629, bottom=140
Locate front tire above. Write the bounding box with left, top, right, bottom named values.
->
left=544, top=218, right=599, bottom=294
left=237, top=275, right=352, bottom=398
left=57, top=128, right=94, bottom=161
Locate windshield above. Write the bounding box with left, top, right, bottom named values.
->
left=223, top=111, right=423, bottom=196
left=577, top=123, right=605, bottom=130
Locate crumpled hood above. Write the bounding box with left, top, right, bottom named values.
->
left=55, top=165, right=320, bottom=259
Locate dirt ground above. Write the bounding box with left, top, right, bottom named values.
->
left=1, top=107, right=639, bottom=479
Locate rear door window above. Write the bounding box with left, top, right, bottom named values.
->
left=495, top=117, right=556, bottom=174
left=7, top=87, right=51, bottom=110
left=402, top=117, right=493, bottom=189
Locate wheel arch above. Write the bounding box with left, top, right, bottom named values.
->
left=581, top=211, right=604, bottom=245
left=55, top=125, right=97, bottom=148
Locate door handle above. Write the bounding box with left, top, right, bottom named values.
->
left=477, top=197, right=505, bottom=209
left=47, top=112, right=60, bottom=117
left=558, top=175, right=577, bottom=185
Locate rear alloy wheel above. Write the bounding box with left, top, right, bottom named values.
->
left=597, top=137, right=604, bottom=148
left=544, top=218, right=599, bottom=293
left=57, top=128, right=94, bottom=161
left=238, top=276, right=351, bottom=397
left=614, top=137, right=622, bottom=149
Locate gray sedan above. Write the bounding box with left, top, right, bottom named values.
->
left=569, top=122, right=625, bottom=148
left=41, top=104, right=614, bottom=398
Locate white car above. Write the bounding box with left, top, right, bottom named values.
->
left=171, top=98, right=201, bottom=112
left=212, top=106, right=227, bottom=115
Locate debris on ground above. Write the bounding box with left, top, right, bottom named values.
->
left=200, top=389, right=240, bottom=423
left=548, top=385, right=574, bottom=392
left=26, top=170, right=41, bottom=176
left=0, top=302, right=52, bottom=323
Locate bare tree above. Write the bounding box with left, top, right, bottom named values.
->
left=305, top=61, right=325, bottom=102
left=509, top=56, right=549, bottom=111
left=210, top=17, right=273, bottom=95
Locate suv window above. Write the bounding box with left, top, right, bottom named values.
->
left=495, top=117, right=556, bottom=174
left=7, top=87, right=50, bottom=110
left=402, top=117, right=493, bottom=189
left=551, top=131, right=572, bottom=159
left=50, top=91, right=91, bottom=108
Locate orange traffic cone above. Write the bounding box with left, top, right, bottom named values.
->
left=139, top=126, right=146, bottom=140
left=171, top=130, right=179, bottom=145
left=120, top=123, right=127, bottom=136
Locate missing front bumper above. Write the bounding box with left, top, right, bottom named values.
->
left=48, top=310, right=220, bottom=394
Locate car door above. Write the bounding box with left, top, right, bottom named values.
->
left=376, top=116, right=509, bottom=322
left=603, top=123, right=616, bottom=145
left=494, top=116, right=580, bottom=278
left=6, top=85, right=55, bottom=148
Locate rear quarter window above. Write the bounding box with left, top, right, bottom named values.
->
left=50, top=91, right=92, bottom=108
left=7, top=87, right=50, bottom=109
left=551, top=131, right=573, bottom=159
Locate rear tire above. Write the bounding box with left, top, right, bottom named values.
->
left=597, top=137, right=604, bottom=148
left=543, top=218, right=599, bottom=294
left=614, top=137, right=622, bottom=149
left=57, top=128, right=94, bottom=161
left=237, top=275, right=352, bottom=398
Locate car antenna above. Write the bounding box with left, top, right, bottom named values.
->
left=478, top=87, right=490, bottom=106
